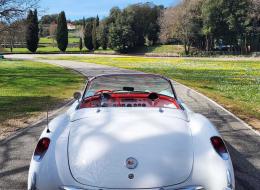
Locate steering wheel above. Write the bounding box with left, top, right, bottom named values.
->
left=94, top=89, right=113, bottom=95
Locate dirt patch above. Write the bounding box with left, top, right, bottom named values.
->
left=0, top=112, right=46, bottom=141
left=245, top=118, right=260, bottom=130
left=0, top=100, right=73, bottom=141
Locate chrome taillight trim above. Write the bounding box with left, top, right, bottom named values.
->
left=60, top=186, right=84, bottom=190
left=177, top=186, right=204, bottom=190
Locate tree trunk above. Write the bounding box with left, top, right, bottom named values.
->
left=188, top=43, right=191, bottom=54
left=10, top=39, right=13, bottom=52
left=209, top=36, right=214, bottom=51
left=184, top=42, right=188, bottom=55
left=244, top=36, right=248, bottom=54
left=206, top=35, right=209, bottom=51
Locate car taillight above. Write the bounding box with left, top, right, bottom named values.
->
left=34, top=137, right=50, bottom=161
left=210, top=136, right=229, bottom=160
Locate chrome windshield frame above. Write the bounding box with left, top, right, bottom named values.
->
left=82, top=73, right=178, bottom=100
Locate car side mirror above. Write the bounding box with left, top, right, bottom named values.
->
left=73, top=92, right=81, bottom=102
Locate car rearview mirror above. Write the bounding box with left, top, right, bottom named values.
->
left=73, top=92, right=81, bottom=101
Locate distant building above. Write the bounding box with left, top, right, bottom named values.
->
left=67, top=23, right=76, bottom=30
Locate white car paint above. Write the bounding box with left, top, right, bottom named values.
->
left=68, top=108, right=193, bottom=188
left=28, top=74, right=235, bottom=190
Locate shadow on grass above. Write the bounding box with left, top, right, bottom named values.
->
left=0, top=96, right=66, bottom=125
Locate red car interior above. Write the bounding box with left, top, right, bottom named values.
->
left=79, top=92, right=180, bottom=109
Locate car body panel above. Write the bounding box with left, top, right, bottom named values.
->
left=68, top=108, right=193, bottom=188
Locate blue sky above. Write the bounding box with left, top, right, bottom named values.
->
left=40, top=0, right=181, bottom=20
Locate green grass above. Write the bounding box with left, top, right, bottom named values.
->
left=41, top=56, right=260, bottom=125
left=134, top=45, right=184, bottom=55
left=3, top=47, right=86, bottom=53
left=3, top=46, right=115, bottom=54
left=39, top=37, right=80, bottom=44
left=39, top=37, right=54, bottom=44
left=2, top=44, right=183, bottom=55
left=0, top=59, right=84, bottom=130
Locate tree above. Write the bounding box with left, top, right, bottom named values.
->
left=79, top=37, right=83, bottom=51
left=106, top=3, right=162, bottom=51
left=56, top=11, right=68, bottom=52
left=107, top=7, right=121, bottom=24
left=39, top=14, right=58, bottom=25
left=0, top=0, right=39, bottom=32
left=159, top=0, right=203, bottom=54
left=147, top=5, right=163, bottom=44
left=49, top=22, right=57, bottom=47
left=249, top=0, right=260, bottom=51
left=147, top=23, right=160, bottom=45
left=159, top=7, right=175, bottom=44
left=96, top=15, right=99, bottom=27
left=224, top=0, right=251, bottom=52
left=201, top=0, right=228, bottom=51
left=83, top=17, right=86, bottom=27
left=108, top=10, right=135, bottom=52
left=201, top=0, right=251, bottom=52
left=84, top=18, right=94, bottom=50
left=123, top=3, right=162, bottom=47
left=0, top=19, right=26, bottom=51
left=26, top=9, right=39, bottom=53
left=97, top=20, right=109, bottom=50
left=92, top=16, right=99, bottom=50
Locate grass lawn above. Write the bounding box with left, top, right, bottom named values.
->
left=2, top=45, right=183, bottom=55
left=39, top=37, right=55, bottom=44
left=2, top=47, right=116, bottom=54
left=0, top=59, right=84, bottom=138
left=41, top=55, right=260, bottom=127
left=3, top=47, right=86, bottom=53
left=133, top=44, right=184, bottom=55
left=39, top=37, right=80, bottom=44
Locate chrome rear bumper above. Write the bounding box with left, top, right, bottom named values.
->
left=60, top=186, right=204, bottom=190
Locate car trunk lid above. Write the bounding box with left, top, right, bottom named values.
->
left=68, top=108, right=193, bottom=188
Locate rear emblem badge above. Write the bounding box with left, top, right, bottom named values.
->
left=126, top=157, right=138, bottom=169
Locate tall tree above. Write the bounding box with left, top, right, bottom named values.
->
left=26, top=9, right=39, bottom=53
left=147, top=23, right=160, bottom=45
left=224, top=0, right=251, bottom=52
left=107, top=7, right=121, bottom=24
left=249, top=0, right=260, bottom=51
left=124, top=3, right=162, bottom=47
left=107, top=3, right=162, bottom=51
left=39, top=14, right=58, bottom=24
left=49, top=22, right=57, bottom=47
left=202, top=0, right=251, bottom=52
left=84, top=17, right=94, bottom=50
left=97, top=20, right=109, bottom=50
left=56, top=11, right=68, bottom=52
left=96, top=15, right=100, bottom=27
left=108, top=10, right=135, bottom=52
left=92, top=17, right=98, bottom=50
left=160, top=0, right=204, bottom=54
left=82, top=17, right=86, bottom=28
left=79, top=37, right=83, bottom=51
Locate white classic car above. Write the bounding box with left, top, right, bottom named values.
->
left=28, top=73, right=235, bottom=190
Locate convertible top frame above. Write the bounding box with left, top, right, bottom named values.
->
left=82, top=73, right=178, bottom=100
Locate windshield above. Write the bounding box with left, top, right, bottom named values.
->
left=84, top=74, right=174, bottom=98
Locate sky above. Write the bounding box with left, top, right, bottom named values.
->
left=39, top=0, right=181, bottom=20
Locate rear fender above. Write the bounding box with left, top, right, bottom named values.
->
left=188, top=113, right=235, bottom=190
left=28, top=113, right=73, bottom=189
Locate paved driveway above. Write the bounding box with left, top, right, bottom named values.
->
left=0, top=54, right=259, bottom=190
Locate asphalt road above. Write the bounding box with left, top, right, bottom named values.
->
left=0, top=54, right=259, bottom=190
